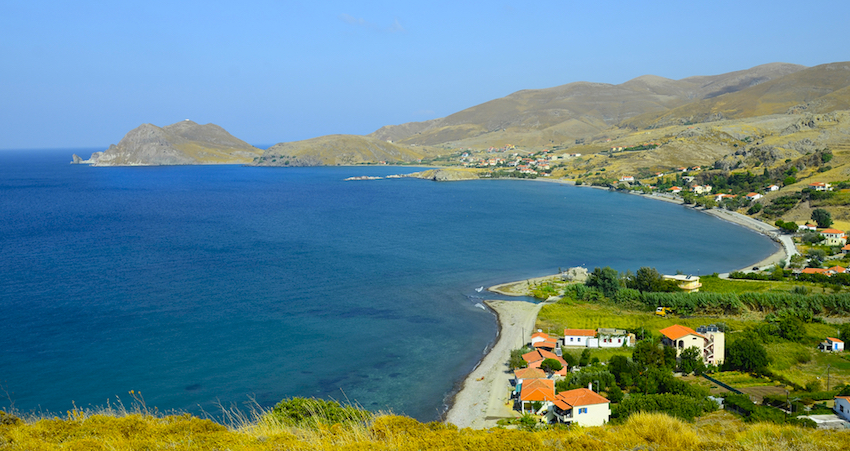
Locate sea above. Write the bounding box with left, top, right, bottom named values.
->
left=0, top=148, right=778, bottom=421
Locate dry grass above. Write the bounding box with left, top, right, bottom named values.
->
left=3, top=408, right=849, bottom=450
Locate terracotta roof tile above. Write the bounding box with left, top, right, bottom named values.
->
left=563, top=329, right=597, bottom=337
left=554, top=388, right=609, bottom=408
left=520, top=378, right=556, bottom=402
left=659, top=324, right=705, bottom=341
left=827, top=337, right=844, bottom=343
left=514, top=368, right=546, bottom=380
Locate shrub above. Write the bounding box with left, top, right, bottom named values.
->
left=264, top=397, right=372, bottom=429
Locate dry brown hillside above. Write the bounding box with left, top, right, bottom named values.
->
left=252, top=134, right=444, bottom=167
left=369, top=63, right=807, bottom=148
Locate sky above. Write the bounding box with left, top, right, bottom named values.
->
left=1, top=0, right=849, bottom=150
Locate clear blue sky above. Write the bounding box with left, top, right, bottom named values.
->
left=2, top=0, right=848, bottom=149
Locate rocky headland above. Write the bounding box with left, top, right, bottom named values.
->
left=72, top=120, right=263, bottom=166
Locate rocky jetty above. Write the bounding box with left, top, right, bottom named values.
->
left=72, top=120, right=263, bottom=166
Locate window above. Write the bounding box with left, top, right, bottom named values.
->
left=579, top=408, right=587, bottom=414
left=617, top=339, right=621, bottom=343
left=570, top=337, right=574, bottom=342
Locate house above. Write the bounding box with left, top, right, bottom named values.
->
left=662, top=274, right=701, bottom=293
left=801, top=268, right=830, bottom=275
left=596, top=328, right=631, bottom=348
left=809, top=182, right=832, bottom=192
left=531, top=331, right=558, bottom=351
left=799, top=223, right=817, bottom=231
left=696, top=324, right=726, bottom=366
left=518, top=378, right=556, bottom=413
left=832, top=395, right=850, bottom=422
left=677, top=167, right=688, bottom=172
left=660, top=324, right=725, bottom=366
left=692, top=185, right=712, bottom=195
left=767, top=184, right=780, bottom=192
left=522, top=349, right=568, bottom=376
left=819, top=337, right=844, bottom=352
left=547, top=387, right=611, bottom=426
left=746, top=192, right=763, bottom=201
left=715, top=193, right=736, bottom=203
left=514, top=367, right=546, bottom=385
left=669, top=186, right=682, bottom=194
left=819, top=229, right=847, bottom=246
left=828, top=266, right=848, bottom=275
left=619, top=176, right=635, bottom=182
left=563, top=329, right=597, bottom=347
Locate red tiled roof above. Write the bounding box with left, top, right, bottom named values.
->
left=829, top=266, right=847, bottom=273
left=659, top=324, right=705, bottom=341
left=522, top=350, right=544, bottom=364
left=531, top=332, right=551, bottom=340
left=827, top=337, right=844, bottom=343
left=520, top=378, right=555, bottom=402
left=514, top=368, right=546, bottom=380
left=820, top=229, right=845, bottom=235
left=801, top=268, right=829, bottom=274
left=553, top=388, right=609, bottom=410
left=533, top=340, right=558, bottom=349
left=564, top=329, right=596, bottom=337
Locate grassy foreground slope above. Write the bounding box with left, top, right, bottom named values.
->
left=1, top=409, right=848, bottom=450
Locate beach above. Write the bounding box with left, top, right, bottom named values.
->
left=443, top=299, right=544, bottom=429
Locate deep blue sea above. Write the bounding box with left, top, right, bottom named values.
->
left=0, top=149, right=777, bottom=421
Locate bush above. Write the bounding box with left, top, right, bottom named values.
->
left=615, top=393, right=717, bottom=421
left=265, top=397, right=372, bottom=428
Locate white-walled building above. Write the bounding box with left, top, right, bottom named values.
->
left=547, top=387, right=610, bottom=426
left=834, top=396, right=850, bottom=422
left=660, top=324, right=725, bottom=366
left=563, top=329, right=596, bottom=347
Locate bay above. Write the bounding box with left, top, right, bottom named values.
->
left=0, top=149, right=777, bottom=421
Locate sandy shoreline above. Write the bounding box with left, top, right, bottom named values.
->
left=443, top=300, right=544, bottom=429
left=442, top=179, right=799, bottom=428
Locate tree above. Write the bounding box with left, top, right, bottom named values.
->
left=607, top=385, right=624, bottom=403
left=837, top=323, right=850, bottom=344
left=811, top=208, right=833, bottom=228
left=578, top=349, right=591, bottom=367
left=678, top=346, right=705, bottom=375
left=778, top=315, right=805, bottom=342
left=631, top=267, right=663, bottom=292
left=539, top=358, right=563, bottom=373
left=725, top=339, right=769, bottom=373
left=562, top=352, right=577, bottom=368
left=586, top=266, right=621, bottom=297
left=783, top=176, right=797, bottom=186
left=509, top=349, right=528, bottom=369
left=633, top=339, right=667, bottom=368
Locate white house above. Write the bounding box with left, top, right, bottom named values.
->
left=820, top=229, right=847, bottom=247
left=819, top=337, right=845, bottom=352
left=832, top=395, right=850, bottom=422
left=619, top=176, right=635, bottom=182
left=767, top=184, right=780, bottom=192
left=563, top=329, right=596, bottom=347
left=692, top=185, right=712, bottom=195
left=547, top=387, right=610, bottom=426
left=746, top=192, right=763, bottom=201
left=660, top=324, right=725, bottom=366
left=809, top=182, right=832, bottom=191
left=596, top=328, right=632, bottom=348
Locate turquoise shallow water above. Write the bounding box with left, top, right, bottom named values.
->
left=0, top=149, right=777, bottom=421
